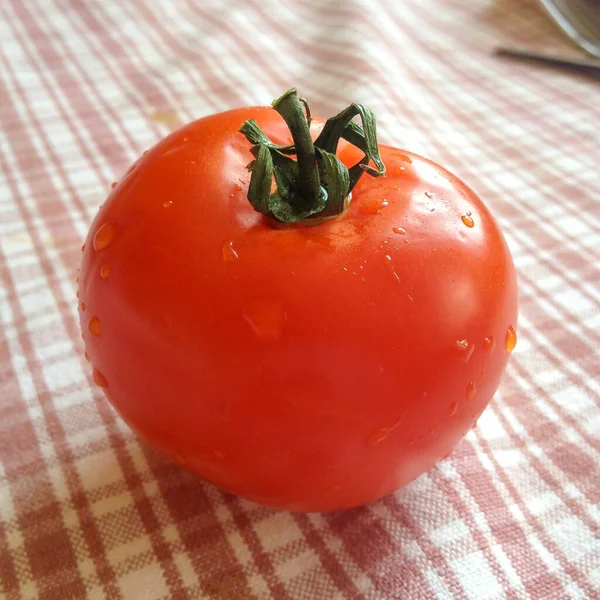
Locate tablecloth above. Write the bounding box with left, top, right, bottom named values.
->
left=1, top=0, right=599, bottom=598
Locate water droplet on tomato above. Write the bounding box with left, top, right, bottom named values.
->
left=384, top=255, right=400, bottom=282
left=234, top=183, right=243, bottom=192
left=366, top=427, right=390, bottom=447
left=88, top=316, right=101, bottom=337
left=243, top=301, right=286, bottom=342
left=222, top=240, right=239, bottom=262
left=183, top=136, right=189, bottom=142
left=424, top=191, right=434, bottom=199
left=81, top=244, right=85, bottom=252
left=163, top=200, right=173, bottom=208
left=506, top=326, right=517, bottom=352
left=398, top=154, right=412, bottom=164
left=455, top=339, right=475, bottom=362
left=483, top=336, right=495, bottom=353
left=360, top=198, right=388, bottom=214
left=461, top=214, right=475, bottom=228
left=84, top=351, right=90, bottom=362
left=76, top=291, right=79, bottom=299
left=393, top=227, right=406, bottom=235
left=111, top=181, right=117, bottom=189
left=467, top=381, right=476, bottom=400
left=92, top=368, right=107, bottom=388
left=100, top=264, right=110, bottom=279
left=449, top=402, right=458, bottom=415
left=93, top=223, right=117, bottom=251
left=80, top=302, right=86, bottom=312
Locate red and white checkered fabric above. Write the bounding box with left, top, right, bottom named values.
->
left=1, top=0, right=599, bottom=598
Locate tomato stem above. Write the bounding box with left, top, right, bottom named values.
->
left=273, top=89, right=323, bottom=211
left=239, top=88, right=386, bottom=224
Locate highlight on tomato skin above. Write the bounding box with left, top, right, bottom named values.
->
left=78, top=89, right=518, bottom=512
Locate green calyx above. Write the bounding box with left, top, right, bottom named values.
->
left=239, top=88, right=386, bottom=224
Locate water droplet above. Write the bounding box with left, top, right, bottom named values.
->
left=466, top=210, right=472, bottom=216
left=243, top=301, right=286, bottom=342
left=398, top=154, right=412, bottom=164
left=461, top=214, right=475, bottom=228
left=93, top=223, right=117, bottom=251
left=449, top=402, right=458, bottom=415
left=233, top=183, right=243, bottom=192
left=467, top=381, right=476, bottom=400
left=424, top=191, right=434, bottom=199
left=455, top=339, right=475, bottom=362
left=81, top=244, right=85, bottom=252
left=163, top=200, right=173, bottom=208
left=360, top=198, right=388, bottom=215
left=100, top=264, right=110, bottom=279
left=76, top=291, right=79, bottom=299
left=483, top=336, right=495, bottom=353
left=88, top=316, right=100, bottom=337
left=111, top=181, right=117, bottom=189
left=92, top=368, right=107, bottom=388
left=393, top=227, right=406, bottom=235
left=84, top=351, right=90, bottom=362
left=384, top=255, right=400, bottom=282
left=506, top=326, right=517, bottom=352
left=366, top=427, right=391, bottom=447
left=222, top=240, right=239, bottom=262
left=80, top=302, right=87, bottom=312
left=183, top=136, right=189, bottom=142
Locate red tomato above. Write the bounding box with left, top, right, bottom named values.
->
left=79, top=90, right=517, bottom=512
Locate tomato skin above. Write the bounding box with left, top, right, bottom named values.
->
left=79, top=106, right=517, bottom=512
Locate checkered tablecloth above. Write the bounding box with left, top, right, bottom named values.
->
left=1, top=0, right=599, bottom=598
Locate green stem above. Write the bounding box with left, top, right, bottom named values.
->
left=272, top=90, right=323, bottom=212
left=239, top=88, right=386, bottom=224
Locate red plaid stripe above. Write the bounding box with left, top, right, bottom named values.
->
left=1, top=0, right=599, bottom=598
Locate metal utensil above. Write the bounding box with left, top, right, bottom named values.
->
left=539, top=0, right=600, bottom=58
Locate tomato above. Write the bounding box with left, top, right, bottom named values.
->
left=79, top=90, right=517, bottom=512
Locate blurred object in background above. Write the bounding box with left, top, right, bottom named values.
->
left=495, top=47, right=600, bottom=77
left=540, top=0, right=600, bottom=57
